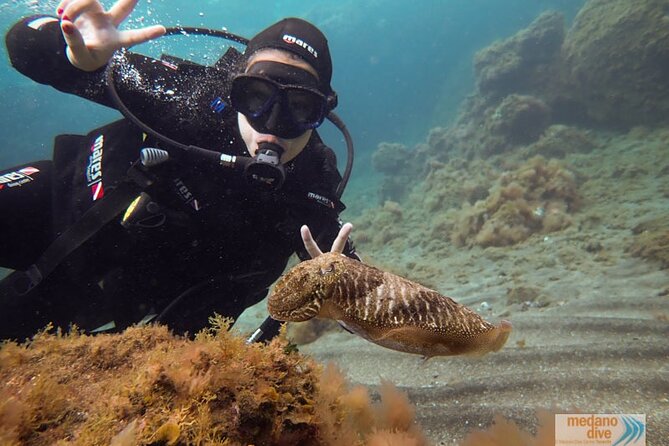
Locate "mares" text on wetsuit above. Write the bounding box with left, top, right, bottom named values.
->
left=86, top=135, right=105, bottom=201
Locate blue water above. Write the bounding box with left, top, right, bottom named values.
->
left=0, top=0, right=584, bottom=169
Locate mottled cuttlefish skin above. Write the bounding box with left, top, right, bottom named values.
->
left=268, top=253, right=512, bottom=358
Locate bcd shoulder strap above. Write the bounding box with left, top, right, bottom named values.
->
left=0, top=164, right=151, bottom=305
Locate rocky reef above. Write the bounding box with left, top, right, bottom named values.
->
left=368, top=0, right=669, bottom=169
left=428, top=10, right=567, bottom=159
left=371, top=142, right=426, bottom=203
left=360, top=0, right=669, bottom=287
left=524, top=124, right=599, bottom=159
left=628, top=216, right=669, bottom=269
left=474, top=11, right=564, bottom=101
left=451, top=156, right=579, bottom=248
left=362, top=153, right=580, bottom=253
left=561, top=0, right=669, bottom=129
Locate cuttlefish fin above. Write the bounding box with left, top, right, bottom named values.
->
left=488, top=320, right=513, bottom=352
left=377, top=319, right=513, bottom=358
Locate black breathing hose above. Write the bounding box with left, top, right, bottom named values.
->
left=326, top=112, right=354, bottom=199
left=163, top=26, right=249, bottom=44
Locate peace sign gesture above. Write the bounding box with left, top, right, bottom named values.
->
left=57, top=0, right=166, bottom=71
left=300, top=222, right=353, bottom=259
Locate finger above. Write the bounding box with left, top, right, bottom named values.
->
left=63, top=0, right=103, bottom=23
left=301, top=225, right=323, bottom=259
left=330, top=222, right=353, bottom=254
left=61, top=18, right=91, bottom=64
left=118, top=25, right=166, bottom=48
left=56, top=0, right=73, bottom=17
left=109, top=0, right=139, bottom=27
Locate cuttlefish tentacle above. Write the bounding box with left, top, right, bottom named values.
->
left=268, top=252, right=512, bottom=358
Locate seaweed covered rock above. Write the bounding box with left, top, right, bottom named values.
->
left=427, top=12, right=565, bottom=159
left=353, top=200, right=406, bottom=249
left=474, top=11, right=565, bottom=99
left=628, top=216, right=669, bottom=269
left=489, top=94, right=551, bottom=146
left=414, top=158, right=497, bottom=213
left=562, top=0, right=669, bottom=129
left=371, top=142, right=426, bottom=202
left=451, top=156, right=579, bottom=247
left=526, top=124, right=599, bottom=158
left=371, top=143, right=411, bottom=175
left=0, top=319, right=428, bottom=446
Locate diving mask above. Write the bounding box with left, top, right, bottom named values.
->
left=230, top=61, right=329, bottom=139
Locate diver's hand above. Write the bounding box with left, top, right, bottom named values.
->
left=301, top=223, right=353, bottom=259
left=56, top=0, right=166, bottom=71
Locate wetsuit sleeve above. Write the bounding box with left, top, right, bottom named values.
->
left=6, top=15, right=113, bottom=106
left=5, top=16, right=236, bottom=145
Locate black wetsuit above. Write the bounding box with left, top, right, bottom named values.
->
left=0, top=16, right=356, bottom=340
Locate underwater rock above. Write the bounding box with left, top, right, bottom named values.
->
left=371, top=142, right=411, bottom=175
left=0, top=319, right=429, bottom=446
left=526, top=124, right=599, bottom=158
left=562, top=0, right=669, bottom=129
left=431, top=9, right=565, bottom=160
left=377, top=176, right=410, bottom=204
left=451, top=0, right=669, bottom=135
left=353, top=200, right=407, bottom=250
left=417, top=158, right=496, bottom=212
left=628, top=216, right=669, bottom=269
left=474, top=11, right=565, bottom=99
left=426, top=126, right=457, bottom=161
left=432, top=94, right=553, bottom=159
left=451, top=156, right=579, bottom=248
left=489, top=94, right=551, bottom=146
left=371, top=142, right=427, bottom=203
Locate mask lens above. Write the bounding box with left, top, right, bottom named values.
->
left=286, top=89, right=326, bottom=127
left=230, top=76, right=278, bottom=117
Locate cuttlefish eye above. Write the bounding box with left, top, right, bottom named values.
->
left=319, top=263, right=336, bottom=276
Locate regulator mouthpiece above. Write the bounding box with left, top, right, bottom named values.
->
left=243, top=142, right=286, bottom=190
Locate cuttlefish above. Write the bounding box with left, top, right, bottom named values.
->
left=268, top=224, right=512, bottom=358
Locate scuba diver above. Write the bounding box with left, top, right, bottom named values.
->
left=0, top=0, right=358, bottom=341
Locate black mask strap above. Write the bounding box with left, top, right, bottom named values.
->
left=246, top=61, right=320, bottom=89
